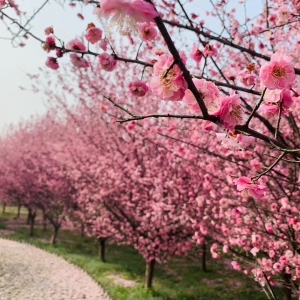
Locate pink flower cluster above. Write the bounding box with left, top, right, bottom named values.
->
left=150, top=54, right=187, bottom=101
left=233, top=177, right=267, bottom=200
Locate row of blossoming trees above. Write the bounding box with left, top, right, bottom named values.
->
left=2, top=0, right=300, bottom=299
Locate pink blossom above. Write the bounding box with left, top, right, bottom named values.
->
left=128, top=79, right=149, bottom=97
left=0, top=0, right=5, bottom=8
left=150, top=54, right=187, bottom=101
left=56, top=48, right=63, bottom=57
left=44, top=26, right=54, bottom=35
left=70, top=53, right=89, bottom=68
left=233, top=176, right=267, bottom=200
left=238, top=71, right=255, bottom=86
left=259, top=102, right=279, bottom=118
left=276, top=6, right=291, bottom=25
left=217, top=132, right=255, bottom=149
left=273, top=262, right=282, bottom=272
left=45, top=57, right=59, bottom=70
left=213, top=93, right=245, bottom=129
left=182, top=79, right=219, bottom=114
left=94, top=0, right=159, bottom=35
left=190, top=43, right=203, bottom=64
left=203, top=44, right=217, bottom=57
left=137, top=22, right=157, bottom=41
left=42, top=36, right=56, bottom=52
left=231, top=261, right=242, bottom=271
left=85, top=25, right=102, bottom=44
left=97, top=53, right=117, bottom=71
left=261, top=89, right=293, bottom=117
left=250, top=247, right=259, bottom=256
left=259, top=52, right=295, bottom=90
left=99, top=40, right=108, bottom=51
left=66, top=39, right=86, bottom=51
left=264, top=88, right=283, bottom=103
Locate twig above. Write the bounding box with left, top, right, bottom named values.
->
left=252, top=152, right=285, bottom=181
left=245, top=88, right=267, bottom=127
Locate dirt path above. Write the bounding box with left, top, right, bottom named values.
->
left=0, top=239, right=111, bottom=300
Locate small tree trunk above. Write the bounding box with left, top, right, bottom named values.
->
left=202, top=243, right=207, bottom=272
left=27, top=208, right=32, bottom=225
left=282, top=273, right=292, bottom=300
left=16, top=204, right=21, bottom=219
left=29, top=212, right=36, bottom=237
left=50, top=226, right=59, bottom=245
left=43, top=214, right=47, bottom=231
left=2, top=202, right=6, bottom=214
left=98, top=238, right=106, bottom=262
left=145, top=259, right=155, bottom=289
left=81, top=223, right=85, bottom=237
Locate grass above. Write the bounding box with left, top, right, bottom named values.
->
left=0, top=206, right=281, bottom=300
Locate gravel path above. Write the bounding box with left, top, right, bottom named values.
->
left=0, top=239, right=111, bottom=300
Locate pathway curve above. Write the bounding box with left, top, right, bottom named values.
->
left=0, top=239, right=111, bottom=300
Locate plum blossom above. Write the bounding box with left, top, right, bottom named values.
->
left=259, top=102, right=279, bottom=118
left=85, top=23, right=102, bottom=44
left=190, top=43, right=203, bottom=64
left=44, top=26, right=54, bottom=35
left=97, top=53, right=117, bottom=71
left=233, top=176, right=267, bottom=200
left=260, top=89, right=293, bottom=117
left=238, top=71, right=255, bottom=86
left=183, top=79, right=219, bottom=114
left=203, top=44, right=217, bottom=57
left=93, top=0, right=159, bottom=35
left=137, top=22, right=157, bottom=41
left=150, top=54, right=187, bottom=101
left=66, top=39, right=86, bottom=51
left=99, top=40, right=108, bottom=51
left=45, top=57, right=59, bottom=70
left=231, top=261, right=242, bottom=271
left=42, top=36, right=56, bottom=52
left=213, top=92, right=246, bottom=130
left=276, top=6, right=291, bottom=25
left=216, top=131, right=255, bottom=149
left=70, top=53, right=89, bottom=68
left=259, top=52, right=295, bottom=90
left=128, top=79, right=149, bottom=97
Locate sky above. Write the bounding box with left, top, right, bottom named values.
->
left=0, top=0, right=262, bottom=132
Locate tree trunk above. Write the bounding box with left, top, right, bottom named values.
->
left=202, top=243, right=207, bottom=272
left=16, top=204, right=21, bottom=219
left=98, top=238, right=106, bottom=262
left=2, top=202, right=6, bottom=214
left=282, top=273, right=292, bottom=300
left=29, top=212, right=36, bottom=237
left=50, top=226, right=59, bottom=245
left=27, top=208, right=32, bottom=225
left=81, top=223, right=85, bottom=237
left=144, top=259, right=155, bottom=289
left=43, top=214, right=47, bottom=231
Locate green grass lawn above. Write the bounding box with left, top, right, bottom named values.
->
left=0, top=206, right=279, bottom=300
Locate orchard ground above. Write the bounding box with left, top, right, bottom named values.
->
left=0, top=206, right=283, bottom=300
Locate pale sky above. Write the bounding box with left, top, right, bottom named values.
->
left=0, top=0, right=261, bottom=131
